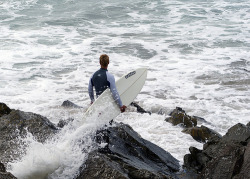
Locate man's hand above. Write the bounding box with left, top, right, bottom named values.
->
left=120, top=105, right=127, bottom=113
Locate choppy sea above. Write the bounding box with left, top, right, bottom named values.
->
left=0, top=0, right=249, bottom=178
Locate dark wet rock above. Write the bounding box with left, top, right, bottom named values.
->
left=61, top=100, right=82, bottom=108
left=182, top=125, right=222, bottom=143
left=77, top=123, right=180, bottom=179
left=130, top=102, right=151, bottom=115
left=0, top=109, right=58, bottom=141
left=233, top=142, right=250, bottom=179
left=0, top=162, right=5, bottom=172
left=0, top=162, right=17, bottom=179
left=0, top=171, right=17, bottom=179
left=183, top=123, right=250, bottom=179
left=165, top=107, right=197, bottom=128
left=183, top=147, right=210, bottom=172
left=0, top=102, right=11, bottom=117
left=247, top=121, right=250, bottom=127
left=176, top=169, right=199, bottom=179
left=77, top=151, right=129, bottom=179
left=199, top=141, right=245, bottom=179
left=203, top=135, right=221, bottom=151
left=221, top=123, right=250, bottom=143
left=0, top=107, right=58, bottom=165
left=191, top=116, right=211, bottom=124
left=57, top=118, right=74, bottom=128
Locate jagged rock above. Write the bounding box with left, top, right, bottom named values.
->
left=0, top=162, right=5, bottom=172
left=182, top=125, right=222, bottom=143
left=77, top=123, right=180, bottom=179
left=165, top=107, right=197, bottom=128
left=61, top=100, right=82, bottom=108
left=183, top=147, right=210, bottom=172
left=0, top=162, right=17, bottom=179
left=0, top=103, right=11, bottom=117
left=221, top=123, right=250, bottom=143
left=57, top=118, right=74, bottom=128
left=130, top=102, right=151, bottom=114
left=233, top=142, right=250, bottom=179
left=191, top=116, right=206, bottom=123
left=199, top=141, right=245, bottom=179
left=176, top=169, right=199, bottom=179
left=183, top=123, right=250, bottom=179
left=0, top=172, right=17, bottom=179
left=0, top=108, right=58, bottom=165
left=0, top=109, right=58, bottom=141
left=203, top=135, right=221, bottom=151
left=77, top=151, right=129, bottom=179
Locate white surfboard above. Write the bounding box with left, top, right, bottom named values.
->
left=83, top=68, right=147, bottom=122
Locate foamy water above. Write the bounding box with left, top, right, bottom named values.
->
left=1, top=0, right=249, bottom=178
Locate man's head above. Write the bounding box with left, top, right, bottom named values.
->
left=99, top=54, right=109, bottom=68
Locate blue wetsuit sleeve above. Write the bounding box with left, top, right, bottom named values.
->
left=88, top=76, right=95, bottom=103
left=106, top=72, right=123, bottom=107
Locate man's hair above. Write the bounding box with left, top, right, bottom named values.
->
left=99, top=54, right=109, bottom=67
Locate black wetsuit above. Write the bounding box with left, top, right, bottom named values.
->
left=88, top=68, right=123, bottom=107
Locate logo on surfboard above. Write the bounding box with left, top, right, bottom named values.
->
left=125, top=71, right=136, bottom=79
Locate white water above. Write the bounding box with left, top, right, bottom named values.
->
left=9, top=109, right=113, bottom=178
left=0, top=0, right=249, bottom=178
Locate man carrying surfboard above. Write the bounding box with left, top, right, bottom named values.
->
left=88, top=54, right=127, bottom=113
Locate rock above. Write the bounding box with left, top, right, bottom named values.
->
left=0, top=162, right=5, bottom=172
left=183, top=147, right=210, bottom=172
left=77, top=151, right=129, bottom=179
left=233, top=142, right=250, bottom=179
left=191, top=116, right=206, bottom=123
left=0, top=171, right=17, bottom=179
left=221, top=123, right=250, bottom=143
left=203, top=135, right=221, bottom=151
left=182, top=125, right=222, bottom=143
left=130, top=102, right=151, bottom=114
left=247, top=121, right=250, bottom=127
left=0, top=109, right=58, bottom=165
left=199, top=142, right=245, bottom=179
left=176, top=169, right=199, bottom=179
left=57, top=118, right=74, bottom=128
left=0, top=162, right=17, bottom=179
left=0, top=109, right=58, bottom=141
left=61, top=100, right=82, bottom=108
left=183, top=123, right=250, bottom=179
left=77, top=123, right=180, bottom=179
left=165, top=107, right=197, bottom=128
left=0, top=103, right=11, bottom=117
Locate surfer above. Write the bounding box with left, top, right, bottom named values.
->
left=88, top=54, right=127, bottom=113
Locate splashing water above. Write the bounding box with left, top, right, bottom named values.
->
left=9, top=108, right=113, bottom=179
left=1, top=0, right=249, bottom=177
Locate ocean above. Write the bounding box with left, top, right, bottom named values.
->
left=0, top=0, right=249, bottom=178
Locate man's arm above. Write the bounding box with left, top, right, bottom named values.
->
left=106, top=72, right=123, bottom=107
left=88, top=77, right=95, bottom=103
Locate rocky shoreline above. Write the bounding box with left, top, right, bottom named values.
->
left=0, top=102, right=249, bottom=179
